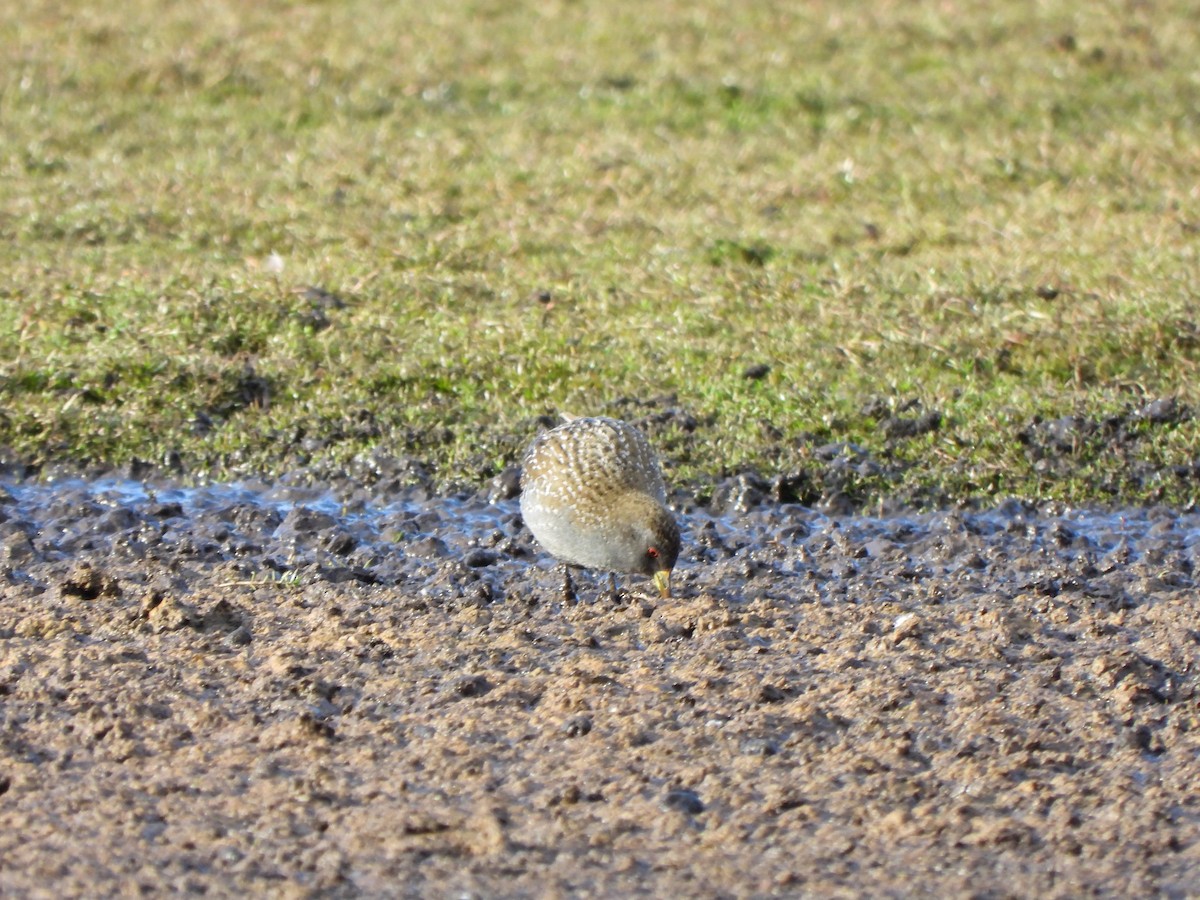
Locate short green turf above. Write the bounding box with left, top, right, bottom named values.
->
left=3, top=0, right=1199, bottom=506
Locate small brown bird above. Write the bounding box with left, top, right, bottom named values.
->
left=520, top=416, right=680, bottom=599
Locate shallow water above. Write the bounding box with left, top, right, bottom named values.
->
left=3, top=473, right=1197, bottom=605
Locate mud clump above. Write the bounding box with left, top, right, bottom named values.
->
left=0, top=473, right=1198, bottom=896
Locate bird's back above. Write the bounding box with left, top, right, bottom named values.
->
left=522, top=417, right=666, bottom=505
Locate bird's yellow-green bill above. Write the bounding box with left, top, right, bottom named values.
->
left=653, top=570, right=671, bottom=599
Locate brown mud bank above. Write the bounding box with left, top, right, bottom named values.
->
left=1, top=471, right=1198, bottom=897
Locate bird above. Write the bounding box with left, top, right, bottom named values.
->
left=520, top=416, right=681, bottom=600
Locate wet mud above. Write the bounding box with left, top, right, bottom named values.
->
left=1, top=463, right=1198, bottom=897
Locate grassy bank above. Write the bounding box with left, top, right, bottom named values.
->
left=3, top=0, right=1199, bottom=505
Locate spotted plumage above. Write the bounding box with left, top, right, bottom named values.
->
left=520, top=416, right=680, bottom=598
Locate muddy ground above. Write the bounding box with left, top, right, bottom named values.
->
left=1, top=461, right=1198, bottom=898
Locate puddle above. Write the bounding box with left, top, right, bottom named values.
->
left=2, top=473, right=1197, bottom=604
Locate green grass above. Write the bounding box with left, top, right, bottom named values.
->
left=3, top=0, right=1200, bottom=506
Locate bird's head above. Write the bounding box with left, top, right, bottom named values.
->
left=634, top=505, right=680, bottom=598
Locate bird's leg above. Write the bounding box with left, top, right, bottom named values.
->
left=608, top=573, right=620, bottom=603
left=561, top=565, right=578, bottom=605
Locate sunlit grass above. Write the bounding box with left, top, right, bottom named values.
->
left=3, top=0, right=1200, bottom=505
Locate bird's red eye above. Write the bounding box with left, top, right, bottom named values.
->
left=647, top=547, right=659, bottom=559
